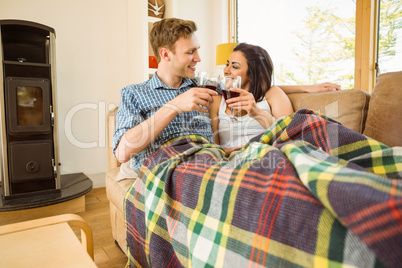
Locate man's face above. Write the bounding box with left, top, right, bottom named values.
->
left=169, top=34, right=201, bottom=79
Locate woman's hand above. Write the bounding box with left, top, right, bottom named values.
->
left=223, top=146, right=242, bottom=155
left=225, top=88, right=260, bottom=117
left=278, top=83, right=341, bottom=94
left=306, top=82, right=342, bottom=92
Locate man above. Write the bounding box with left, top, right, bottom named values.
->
left=113, top=18, right=217, bottom=170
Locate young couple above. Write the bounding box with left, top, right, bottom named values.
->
left=113, top=18, right=341, bottom=169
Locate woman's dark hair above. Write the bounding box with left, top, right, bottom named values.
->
left=233, top=43, right=274, bottom=102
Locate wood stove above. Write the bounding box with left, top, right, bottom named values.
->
left=0, top=20, right=60, bottom=200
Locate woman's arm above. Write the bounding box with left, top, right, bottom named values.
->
left=210, top=95, right=242, bottom=154
left=266, top=86, right=294, bottom=121
left=209, top=95, right=222, bottom=145
left=278, top=82, right=341, bottom=94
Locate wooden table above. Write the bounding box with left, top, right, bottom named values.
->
left=0, top=214, right=97, bottom=268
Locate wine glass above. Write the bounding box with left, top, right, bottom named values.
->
left=220, top=76, right=242, bottom=122
left=193, top=71, right=220, bottom=120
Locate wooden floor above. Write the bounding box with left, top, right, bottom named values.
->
left=76, top=187, right=128, bottom=268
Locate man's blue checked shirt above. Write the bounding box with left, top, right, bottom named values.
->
left=113, top=73, right=214, bottom=170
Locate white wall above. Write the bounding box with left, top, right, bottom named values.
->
left=171, top=0, right=229, bottom=73
left=0, top=0, right=227, bottom=187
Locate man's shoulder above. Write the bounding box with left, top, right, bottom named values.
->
left=122, top=80, right=150, bottom=90
left=120, top=80, right=152, bottom=96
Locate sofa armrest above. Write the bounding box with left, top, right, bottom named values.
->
left=288, top=90, right=370, bottom=133
left=107, top=107, right=120, bottom=170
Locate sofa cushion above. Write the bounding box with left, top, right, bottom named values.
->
left=116, top=161, right=139, bottom=182
left=105, top=167, right=136, bottom=213
left=288, top=90, right=370, bottom=133
left=363, top=71, right=402, bottom=147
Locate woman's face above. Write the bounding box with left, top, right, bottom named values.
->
left=223, top=51, right=250, bottom=91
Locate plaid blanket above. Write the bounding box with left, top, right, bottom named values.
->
left=124, top=109, right=402, bottom=268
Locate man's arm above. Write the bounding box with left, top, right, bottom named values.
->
left=114, top=103, right=179, bottom=163
left=115, top=87, right=217, bottom=163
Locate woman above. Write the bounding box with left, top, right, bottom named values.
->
left=209, top=43, right=340, bottom=153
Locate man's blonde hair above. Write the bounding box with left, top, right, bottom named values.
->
left=149, top=18, right=197, bottom=62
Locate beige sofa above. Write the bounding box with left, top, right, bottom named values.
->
left=106, top=71, right=402, bottom=255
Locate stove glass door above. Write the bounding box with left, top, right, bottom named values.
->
left=17, top=86, right=44, bottom=126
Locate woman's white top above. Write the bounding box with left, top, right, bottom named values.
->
left=218, top=97, right=271, bottom=148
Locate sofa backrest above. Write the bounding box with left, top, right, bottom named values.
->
left=363, top=71, right=402, bottom=147
left=288, top=90, right=370, bottom=133
left=107, top=74, right=401, bottom=170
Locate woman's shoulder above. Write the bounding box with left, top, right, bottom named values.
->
left=267, top=85, right=285, bottom=94
left=265, top=86, right=287, bottom=98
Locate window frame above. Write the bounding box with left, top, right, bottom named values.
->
left=230, top=0, right=380, bottom=92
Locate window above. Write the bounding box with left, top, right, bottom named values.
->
left=377, top=0, right=402, bottom=74
left=234, top=0, right=402, bottom=91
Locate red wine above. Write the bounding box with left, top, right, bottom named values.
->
left=199, top=85, right=217, bottom=91
left=222, top=89, right=240, bottom=101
